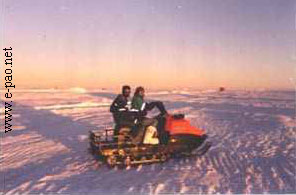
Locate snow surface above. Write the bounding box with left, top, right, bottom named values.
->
left=1, top=89, right=295, bottom=194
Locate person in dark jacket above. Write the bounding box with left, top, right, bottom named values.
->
left=110, top=85, right=133, bottom=136
left=131, top=86, right=168, bottom=144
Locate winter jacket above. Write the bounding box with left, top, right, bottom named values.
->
left=110, top=94, right=129, bottom=113
left=131, top=95, right=148, bottom=118
left=131, top=95, right=145, bottom=111
left=110, top=94, right=135, bottom=125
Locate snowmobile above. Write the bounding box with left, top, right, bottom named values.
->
left=89, top=114, right=211, bottom=167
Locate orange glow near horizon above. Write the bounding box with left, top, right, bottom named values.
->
left=13, top=51, right=294, bottom=90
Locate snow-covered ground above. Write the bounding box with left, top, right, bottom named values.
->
left=1, top=89, right=295, bottom=194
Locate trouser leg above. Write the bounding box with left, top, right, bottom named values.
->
left=113, top=115, right=120, bottom=139
left=146, top=101, right=167, bottom=115
left=114, top=123, right=120, bottom=136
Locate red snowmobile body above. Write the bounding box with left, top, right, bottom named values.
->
left=89, top=114, right=211, bottom=167
left=166, top=115, right=205, bottom=136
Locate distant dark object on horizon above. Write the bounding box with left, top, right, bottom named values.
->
left=219, top=87, right=225, bottom=92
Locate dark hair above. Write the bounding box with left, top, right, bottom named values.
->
left=122, top=85, right=131, bottom=93
left=134, top=86, right=144, bottom=96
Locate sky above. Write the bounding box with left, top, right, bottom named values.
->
left=1, top=0, right=295, bottom=90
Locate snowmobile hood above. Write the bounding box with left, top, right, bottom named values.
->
left=165, top=115, right=205, bottom=136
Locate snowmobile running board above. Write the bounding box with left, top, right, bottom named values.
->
left=111, top=158, right=162, bottom=165
left=192, top=141, right=212, bottom=156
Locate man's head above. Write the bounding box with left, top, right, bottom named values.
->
left=122, top=85, right=131, bottom=98
left=134, top=86, right=145, bottom=98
